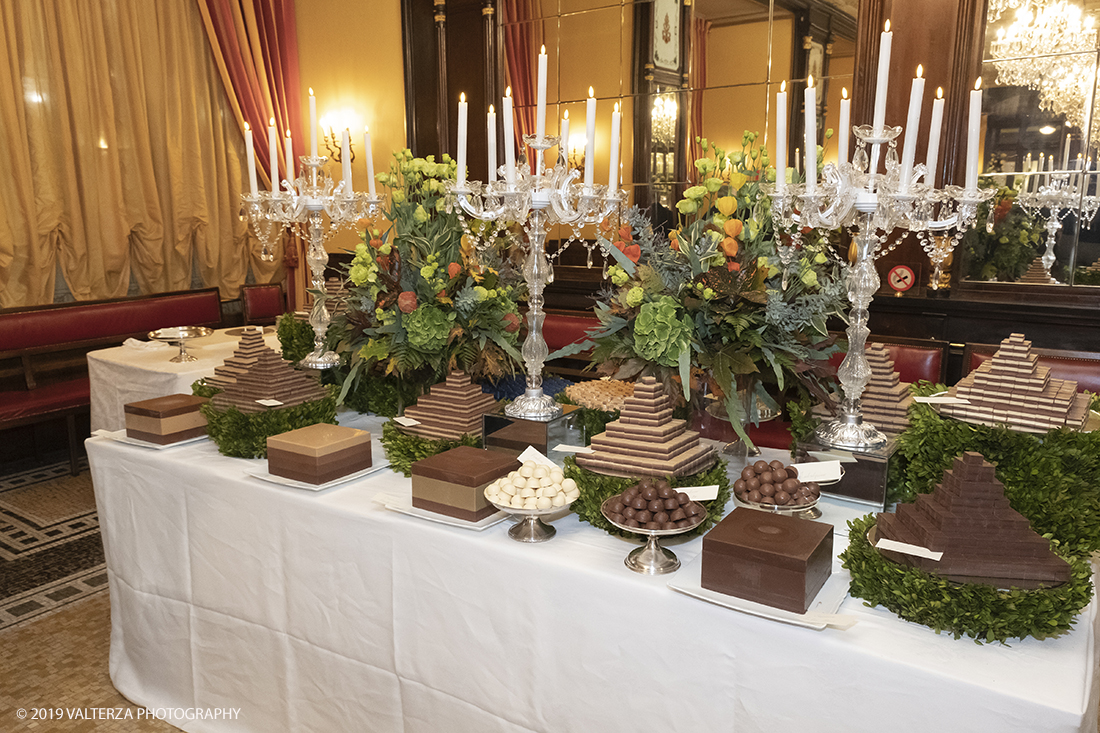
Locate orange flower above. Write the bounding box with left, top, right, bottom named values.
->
left=618, top=224, right=633, bottom=242
left=503, top=312, right=521, bottom=333
left=623, top=243, right=641, bottom=263
left=447, top=262, right=462, bottom=278
left=397, top=291, right=418, bottom=314
left=723, top=219, right=744, bottom=239
left=726, top=261, right=741, bottom=272
left=669, top=229, right=680, bottom=251
left=721, top=237, right=740, bottom=258
left=369, top=237, right=384, bottom=249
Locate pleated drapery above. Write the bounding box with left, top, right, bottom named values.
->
left=689, top=18, right=709, bottom=170
left=501, top=0, right=541, bottom=173
left=0, top=0, right=265, bottom=307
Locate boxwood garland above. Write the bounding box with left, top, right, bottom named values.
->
left=563, top=455, right=731, bottom=540
left=842, top=514, right=1094, bottom=643
left=381, top=420, right=480, bottom=477
left=896, top=383, right=1100, bottom=551
left=191, top=380, right=338, bottom=459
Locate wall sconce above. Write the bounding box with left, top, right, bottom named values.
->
left=322, top=126, right=355, bottom=164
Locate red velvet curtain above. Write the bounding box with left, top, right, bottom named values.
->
left=689, top=18, right=710, bottom=173
left=501, top=0, right=541, bottom=172
left=196, top=0, right=304, bottom=190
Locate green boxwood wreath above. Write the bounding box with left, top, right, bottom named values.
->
left=895, top=383, right=1100, bottom=551
left=563, top=455, right=731, bottom=539
left=192, top=380, right=338, bottom=459
left=842, top=514, right=1094, bottom=643
left=381, top=420, right=480, bottom=477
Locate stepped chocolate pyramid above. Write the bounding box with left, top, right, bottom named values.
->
left=1087, top=257, right=1100, bottom=273
left=860, top=343, right=914, bottom=434
left=576, top=376, right=717, bottom=478
left=942, top=333, right=1089, bottom=433
left=400, top=371, right=498, bottom=440
left=876, top=452, right=1071, bottom=589
left=1019, top=258, right=1057, bottom=284
left=206, top=328, right=326, bottom=414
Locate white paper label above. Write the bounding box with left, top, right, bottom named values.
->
left=875, top=537, right=943, bottom=561
left=807, top=450, right=857, bottom=464
left=255, top=399, right=283, bottom=407
left=913, top=394, right=969, bottom=405
left=790, top=460, right=842, bottom=482
left=393, top=416, right=421, bottom=427
left=678, top=484, right=719, bottom=502
left=551, top=443, right=594, bottom=454
left=517, top=446, right=557, bottom=467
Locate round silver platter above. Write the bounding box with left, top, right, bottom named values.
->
left=600, top=495, right=708, bottom=575
left=734, top=494, right=822, bottom=520
left=148, top=326, right=213, bottom=363
left=487, top=497, right=575, bottom=543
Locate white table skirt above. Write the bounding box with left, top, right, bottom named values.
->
left=87, top=328, right=281, bottom=432
left=87, top=413, right=1100, bottom=733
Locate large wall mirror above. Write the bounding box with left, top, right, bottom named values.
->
left=959, top=0, right=1100, bottom=292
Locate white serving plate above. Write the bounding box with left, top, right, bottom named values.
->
left=667, top=553, right=857, bottom=631
left=95, top=429, right=208, bottom=451
left=246, top=461, right=390, bottom=492
left=374, top=491, right=508, bottom=531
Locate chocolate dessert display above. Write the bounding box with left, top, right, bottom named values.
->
left=733, top=460, right=821, bottom=515
left=484, top=460, right=580, bottom=542
left=563, top=379, right=635, bottom=412
left=205, top=327, right=326, bottom=413
left=1018, top=258, right=1057, bottom=284
left=124, top=394, right=209, bottom=445
left=411, top=445, right=520, bottom=524
left=576, top=376, right=717, bottom=478
left=266, top=423, right=372, bottom=485
left=400, top=371, right=499, bottom=440
left=874, top=452, right=1072, bottom=589
left=600, top=477, right=708, bottom=574
left=941, top=333, right=1089, bottom=433
left=859, top=344, right=915, bottom=434
left=702, top=509, right=834, bottom=614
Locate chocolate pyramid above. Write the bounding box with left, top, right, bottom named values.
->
left=206, top=328, right=326, bottom=414
left=400, top=372, right=498, bottom=440
left=876, top=452, right=1071, bottom=589
left=859, top=343, right=914, bottom=434
left=1087, top=258, right=1100, bottom=273
left=576, top=376, right=717, bottom=478
left=942, top=333, right=1089, bottom=433
left=1019, top=258, right=1057, bottom=284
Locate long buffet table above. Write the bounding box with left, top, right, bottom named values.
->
left=87, top=412, right=1100, bottom=733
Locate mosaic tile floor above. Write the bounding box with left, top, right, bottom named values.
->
left=0, top=460, right=107, bottom=631
left=0, top=592, right=179, bottom=732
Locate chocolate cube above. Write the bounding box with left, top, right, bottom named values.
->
left=701, top=509, right=834, bottom=614
left=124, top=394, right=209, bottom=445
left=411, top=445, right=520, bottom=521
left=266, top=423, right=372, bottom=485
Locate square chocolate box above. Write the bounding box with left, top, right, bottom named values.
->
left=411, top=445, right=520, bottom=522
left=267, top=423, right=372, bottom=485
left=124, top=394, right=209, bottom=445
left=701, top=509, right=833, bottom=614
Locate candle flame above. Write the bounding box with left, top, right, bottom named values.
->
left=781, top=80, right=786, bottom=93
left=364, top=125, right=369, bottom=133
left=460, top=92, right=466, bottom=103
left=540, top=44, right=546, bottom=55
left=937, top=86, right=944, bottom=99
left=309, top=87, right=314, bottom=97
left=563, top=110, right=569, bottom=119
left=807, top=74, right=814, bottom=88
left=614, top=102, right=620, bottom=113
left=506, top=86, right=512, bottom=98
left=842, top=87, right=848, bottom=99
left=916, top=64, right=923, bottom=78
left=244, top=121, right=251, bottom=131
left=286, top=130, right=291, bottom=138
left=269, top=116, right=275, bottom=126
left=974, top=77, right=982, bottom=90
left=884, top=19, right=890, bottom=32
left=489, top=104, right=494, bottom=114
left=588, top=86, right=594, bottom=98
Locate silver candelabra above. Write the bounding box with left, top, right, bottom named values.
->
left=445, top=135, right=622, bottom=420
left=1017, top=171, right=1099, bottom=283
left=241, top=156, right=382, bottom=369
left=768, top=125, right=994, bottom=450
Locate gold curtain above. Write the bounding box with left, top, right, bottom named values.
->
left=0, top=0, right=278, bottom=307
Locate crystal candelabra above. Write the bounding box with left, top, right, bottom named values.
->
left=445, top=135, right=622, bottom=420
left=768, top=125, right=994, bottom=450
left=241, top=156, right=382, bottom=369
left=1017, top=171, right=1099, bottom=283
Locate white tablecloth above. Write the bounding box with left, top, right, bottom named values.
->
left=87, top=328, right=282, bottom=432
left=86, top=413, right=1100, bottom=733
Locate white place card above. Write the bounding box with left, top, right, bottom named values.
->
left=517, top=446, right=557, bottom=467
left=255, top=398, right=283, bottom=407
left=913, top=394, right=969, bottom=405
left=807, top=449, right=858, bottom=464
left=392, top=416, right=421, bottom=427
left=678, top=484, right=719, bottom=502
left=551, top=443, right=594, bottom=454
left=875, top=537, right=943, bottom=561
left=790, top=460, right=842, bottom=483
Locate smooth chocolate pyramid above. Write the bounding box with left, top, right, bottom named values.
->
left=576, top=376, right=717, bottom=478
left=206, top=328, right=326, bottom=414
left=400, top=372, right=498, bottom=440
left=876, top=452, right=1071, bottom=589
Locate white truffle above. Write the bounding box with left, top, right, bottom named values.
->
left=551, top=493, right=567, bottom=507
left=519, top=465, right=534, bottom=478
left=536, top=496, right=553, bottom=510
left=510, top=495, right=524, bottom=508
left=562, top=478, right=578, bottom=492
left=520, top=487, right=535, bottom=498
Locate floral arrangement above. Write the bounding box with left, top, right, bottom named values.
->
left=577, top=133, right=847, bottom=444
left=960, top=184, right=1045, bottom=282
left=332, top=149, right=525, bottom=410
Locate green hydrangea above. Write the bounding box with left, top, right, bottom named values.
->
left=633, top=296, right=693, bottom=367
left=404, top=305, right=453, bottom=353
left=625, top=286, right=645, bottom=307
left=608, top=266, right=630, bottom=286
